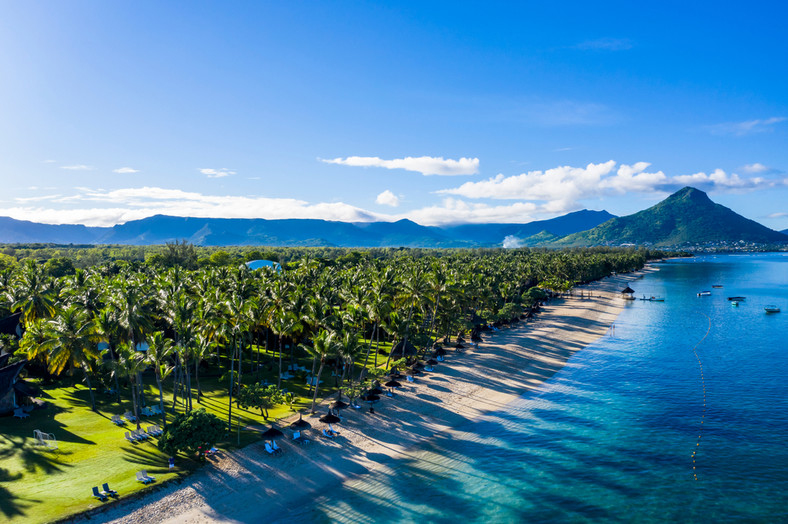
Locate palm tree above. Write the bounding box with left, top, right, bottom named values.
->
left=146, top=331, right=175, bottom=427
left=11, top=260, right=56, bottom=327
left=38, top=305, right=101, bottom=410
left=301, top=329, right=338, bottom=413
left=94, top=307, right=122, bottom=403
left=108, top=344, right=149, bottom=431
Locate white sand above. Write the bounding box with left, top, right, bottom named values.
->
left=73, top=270, right=651, bottom=524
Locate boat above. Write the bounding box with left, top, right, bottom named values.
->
left=640, top=295, right=665, bottom=302
left=727, top=296, right=746, bottom=301
left=712, top=285, right=723, bottom=288
left=697, top=291, right=711, bottom=296
left=731, top=301, right=739, bottom=306
left=764, top=306, right=781, bottom=313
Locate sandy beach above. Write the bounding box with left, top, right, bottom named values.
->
left=74, top=269, right=651, bottom=524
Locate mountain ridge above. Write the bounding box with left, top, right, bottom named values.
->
left=0, top=210, right=614, bottom=247
left=549, top=187, right=787, bottom=247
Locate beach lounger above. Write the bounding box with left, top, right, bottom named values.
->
left=406, top=375, right=414, bottom=382
left=102, top=483, right=118, bottom=498
left=111, top=415, right=124, bottom=426
left=272, top=440, right=282, bottom=454
left=264, top=442, right=276, bottom=454
left=205, top=446, right=219, bottom=456
left=92, top=486, right=108, bottom=502
left=125, top=431, right=136, bottom=443
left=136, top=471, right=151, bottom=483
left=124, top=411, right=137, bottom=423
left=141, top=470, right=155, bottom=482
left=292, top=431, right=309, bottom=444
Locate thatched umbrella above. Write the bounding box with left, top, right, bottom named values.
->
left=385, top=380, right=402, bottom=388
left=319, top=412, right=341, bottom=434
left=426, top=358, right=438, bottom=365
left=290, top=414, right=311, bottom=429
left=364, top=394, right=380, bottom=403
left=261, top=426, right=284, bottom=439
left=434, top=347, right=447, bottom=357
left=330, top=399, right=348, bottom=410
left=368, top=387, right=383, bottom=396
left=407, top=368, right=421, bottom=376
left=319, top=413, right=341, bottom=424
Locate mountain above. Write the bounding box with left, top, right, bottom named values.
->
left=437, top=210, right=616, bottom=246
left=0, top=217, right=109, bottom=244
left=782, top=229, right=788, bottom=236
left=0, top=210, right=610, bottom=247
left=550, top=187, right=788, bottom=247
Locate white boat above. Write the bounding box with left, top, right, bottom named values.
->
left=697, top=291, right=711, bottom=297
left=764, top=306, right=781, bottom=313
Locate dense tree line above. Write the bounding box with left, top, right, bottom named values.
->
left=0, top=245, right=674, bottom=435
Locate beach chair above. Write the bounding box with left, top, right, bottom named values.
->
left=101, top=483, right=118, bottom=498
left=264, top=442, right=276, bottom=454
left=147, top=426, right=160, bottom=437
left=322, top=429, right=335, bottom=439
left=125, top=432, right=137, bottom=443
left=406, top=375, right=414, bottom=382
left=292, top=431, right=310, bottom=444
left=141, top=470, right=155, bottom=482
left=111, top=414, right=124, bottom=426
left=205, top=446, right=219, bottom=456
left=124, top=411, right=137, bottom=423
left=14, top=407, right=30, bottom=419
left=272, top=440, right=282, bottom=454
left=92, top=486, right=108, bottom=502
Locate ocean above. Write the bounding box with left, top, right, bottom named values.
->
left=289, top=254, right=788, bottom=523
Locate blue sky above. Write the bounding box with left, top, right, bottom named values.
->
left=1, top=1, right=787, bottom=229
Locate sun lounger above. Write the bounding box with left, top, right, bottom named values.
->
left=92, top=486, right=107, bottom=502
left=141, top=470, right=155, bottom=482
left=147, top=426, right=162, bottom=437
left=135, top=470, right=149, bottom=483
left=205, top=446, right=219, bottom=456
left=264, top=442, right=276, bottom=454
left=111, top=415, right=124, bottom=426
left=124, top=411, right=137, bottom=423
left=406, top=375, right=414, bottom=382
left=272, top=440, right=282, bottom=454
left=292, top=431, right=310, bottom=444
left=102, top=483, right=118, bottom=498
left=125, top=432, right=137, bottom=443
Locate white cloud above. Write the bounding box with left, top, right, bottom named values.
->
left=199, top=168, right=236, bottom=178
left=321, top=155, right=479, bottom=176
left=437, top=160, right=787, bottom=214
left=375, top=190, right=400, bottom=207
left=741, top=163, right=770, bottom=174
left=574, top=38, right=633, bottom=51
left=766, top=212, right=788, bottom=219
left=707, top=117, right=786, bottom=136
left=398, top=197, right=540, bottom=225
left=502, top=235, right=524, bottom=249
left=61, top=164, right=92, bottom=170
left=4, top=187, right=381, bottom=227
left=113, top=167, right=140, bottom=174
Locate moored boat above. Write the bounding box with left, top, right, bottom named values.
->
left=731, top=301, right=739, bottom=306
left=727, top=296, right=746, bottom=301
left=697, top=291, right=711, bottom=296
left=712, top=285, right=723, bottom=288
left=764, top=305, right=781, bottom=313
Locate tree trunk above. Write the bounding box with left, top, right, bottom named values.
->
left=360, top=322, right=376, bottom=381
left=228, top=340, right=236, bottom=432
left=84, top=367, right=96, bottom=411
left=130, top=377, right=141, bottom=431
left=277, top=334, right=283, bottom=389
left=310, top=360, right=326, bottom=412
left=155, top=370, right=166, bottom=427
left=195, top=358, right=202, bottom=404
left=307, top=355, right=318, bottom=395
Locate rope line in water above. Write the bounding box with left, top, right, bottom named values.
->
left=690, top=311, right=712, bottom=481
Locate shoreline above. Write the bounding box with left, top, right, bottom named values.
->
left=76, top=269, right=652, bottom=524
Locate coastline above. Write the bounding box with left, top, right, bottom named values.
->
left=77, top=269, right=652, bottom=524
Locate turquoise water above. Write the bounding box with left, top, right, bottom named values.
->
left=288, top=254, right=788, bottom=523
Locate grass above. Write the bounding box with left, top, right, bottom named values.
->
left=0, top=338, right=398, bottom=523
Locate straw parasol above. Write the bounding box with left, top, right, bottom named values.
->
left=426, top=358, right=438, bottom=365
left=290, top=413, right=311, bottom=429
left=261, top=426, right=284, bottom=439
left=364, top=394, right=380, bottom=402
left=330, top=399, right=348, bottom=410
left=434, top=347, right=447, bottom=357
left=319, top=413, right=341, bottom=424
left=367, top=387, right=383, bottom=395
left=384, top=379, right=402, bottom=388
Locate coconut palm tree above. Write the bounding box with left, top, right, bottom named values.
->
left=146, top=331, right=175, bottom=427
left=11, top=260, right=56, bottom=327
left=38, top=305, right=101, bottom=410
left=108, top=343, right=149, bottom=431
left=301, top=329, right=339, bottom=412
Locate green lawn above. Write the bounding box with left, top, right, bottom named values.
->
left=0, top=339, right=396, bottom=523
